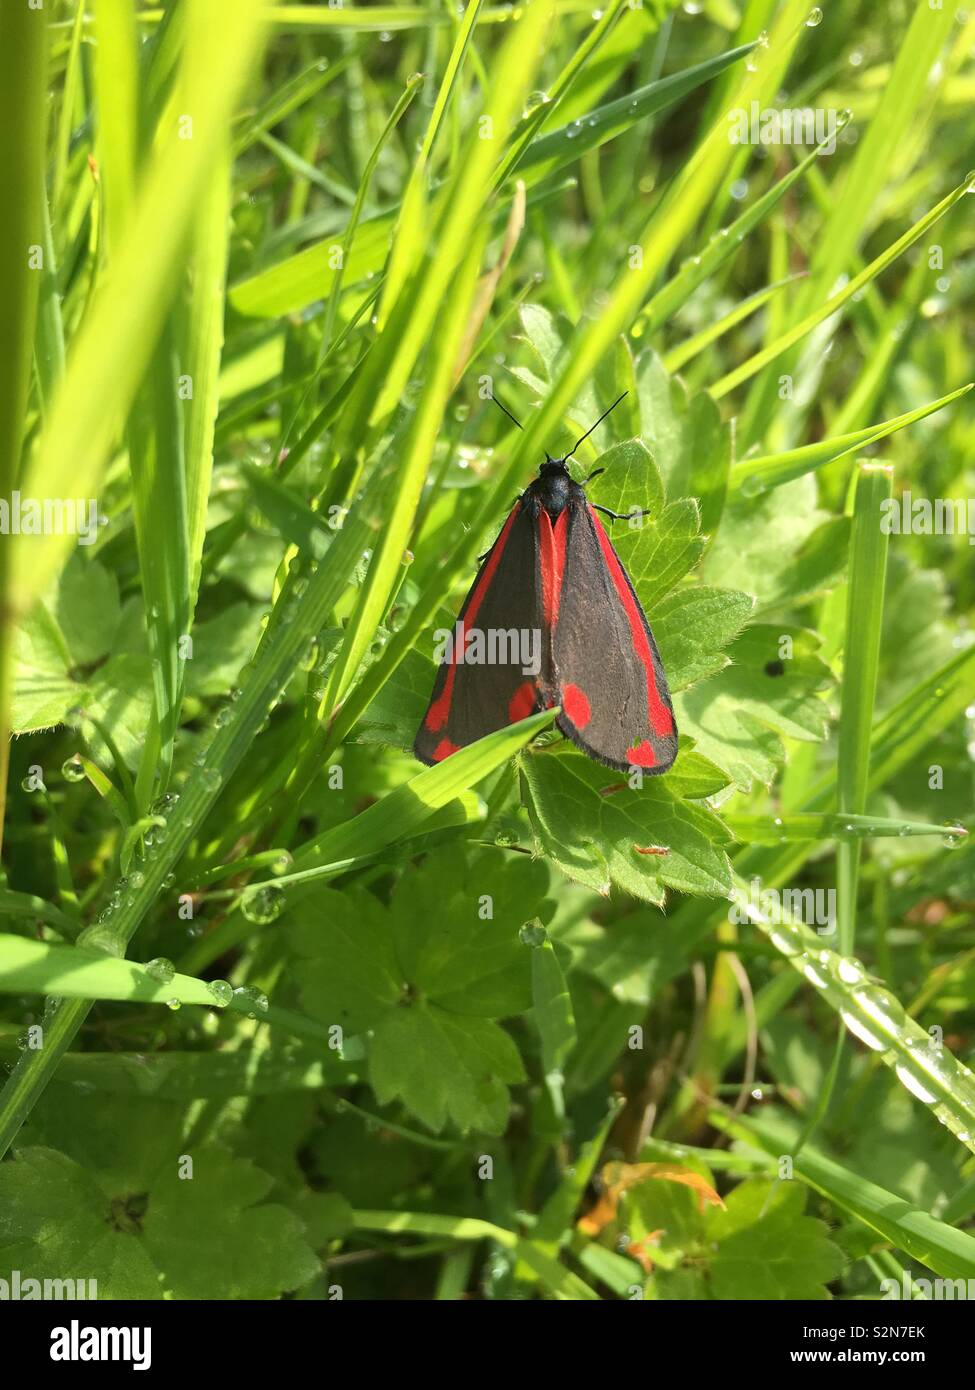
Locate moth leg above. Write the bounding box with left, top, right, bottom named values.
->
left=592, top=503, right=644, bottom=522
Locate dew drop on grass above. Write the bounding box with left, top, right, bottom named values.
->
left=835, top=956, right=863, bottom=985
left=129, top=871, right=145, bottom=889
left=233, top=985, right=270, bottom=1019
left=146, top=957, right=175, bottom=985
left=894, top=1064, right=937, bottom=1104
left=519, top=922, right=548, bottom=947
left=200, top=767, right=222, bottom=792
left=840, top=1009, right=886, bottom=1052
left=62, top=757, right=86, bottom=783
left=805, top=7, right=823, bottom=26
left=241, top=885, right=285, bottom=924
left=271, top=851, right=293, bottom=876
left=165, top=998, right=182, bottom=1011
left=207, top=980, right=233, bottom=1008
left=801, top=958, right=828, bottom=988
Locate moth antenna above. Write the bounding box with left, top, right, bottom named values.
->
left=489, top=392, right=524, bottom=432
left=563, top=391, right=628, bottom=462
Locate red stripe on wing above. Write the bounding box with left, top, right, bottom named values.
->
left=425, top=504, right=522, bottom=733
left=538, top=508, right=569, bottom=628
left=589, top=507, right=673, bottom=739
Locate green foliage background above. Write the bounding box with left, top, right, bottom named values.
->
left=0, top=0, right=974, bottom=1300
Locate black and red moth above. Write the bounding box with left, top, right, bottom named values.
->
left=414, top=392, right=678, bottom=775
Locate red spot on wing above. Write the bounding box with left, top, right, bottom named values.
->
left=508, top=681, right=538, bottom=723
left=562, top=682, right=591, bottom=729
left=628, top=739, right=658, bottom=768
left=425, top=505, right=521, bottom=732
left=538, top=508, right=569, bottom=629
left=433, top=738, right=460, bottom=761
left=590, top=508, right=673, bottom=739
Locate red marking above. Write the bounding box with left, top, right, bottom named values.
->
left=634, top=844, right=670, bottom=856
left=538, top=508, right=569, bottom=628
left=508, top=681, right=537, bottom=723
left=425, top=505, right=521, bottom=732
left=433, top=738, right=460, bottom=761
left=628, top=739, right=658, bottom=768
left=591, top=508, right=672, bottom=738
left=562, top=682, right=591, bottom=728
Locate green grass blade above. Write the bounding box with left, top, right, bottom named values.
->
left=0, top=3, right=47, bottom=859
left=711, top=176, right=973, bottom=400
left=730, top=384, right=973, bottom=495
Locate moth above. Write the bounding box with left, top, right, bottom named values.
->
left=414, top=392, right=677, bottom=774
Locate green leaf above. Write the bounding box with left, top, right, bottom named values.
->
left=0, top=1095, right=319, bottom=1299
left=531, top=938, right=576, bottom=1076
left=706, top=1179, right=844, bottom=1301
left=289, top=847, right=551, bottom=1132
left=522, top=746, right=733, bottom=905
left=677, top=624, right=834, bottom=790
left=653, top=586, right=754, bottom=691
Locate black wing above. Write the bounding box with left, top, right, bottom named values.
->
left=550, top=499, right=677, bottom=774
left=414, top=503, right=552, bottom=764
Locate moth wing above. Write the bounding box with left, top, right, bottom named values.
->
left=414, top=504, right=549, bottom=764
left=551, top=501, right=677, bottom=774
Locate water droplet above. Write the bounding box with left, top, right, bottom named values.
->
left=233, top=985, right=269, bottom=1018
left=165, top=998, right=181, bottom=1011
left=802, top=958, right=828, bottom=988
left=146, top=957, right=175, bottom=984
left=207, top=979, right=233, bottom=1007
left=519, top=922, right=547, bottom=947
left=200, top=767, right=222, bottom=792
left=214, top=705, right=233, bottom=728
left=129, top=871, right=145, bottom=889
left=835, top=956, right=863, bottom=985
left=271, top=851, right=293, bottom=876
left=240, top=884, right=285, bottom=924
left=805, top=7, right=823, bottom=25
left=739, top=474, right=766, bottom=498
left=895, top=1064, right=937, bottom=1104
left=62, top=756, right=86, bottom=783
left=840, top=1010, right=886, bottom=1052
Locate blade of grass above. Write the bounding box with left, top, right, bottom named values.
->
left=9, top=0, right=267, bottom=615
left=349, top=1209, right=599, bottom=1301
left=710, top=176, right=973, bottom=400
left=0, top=3, right=47, bottom=859
left=729, top=384, right=973, bottom=494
